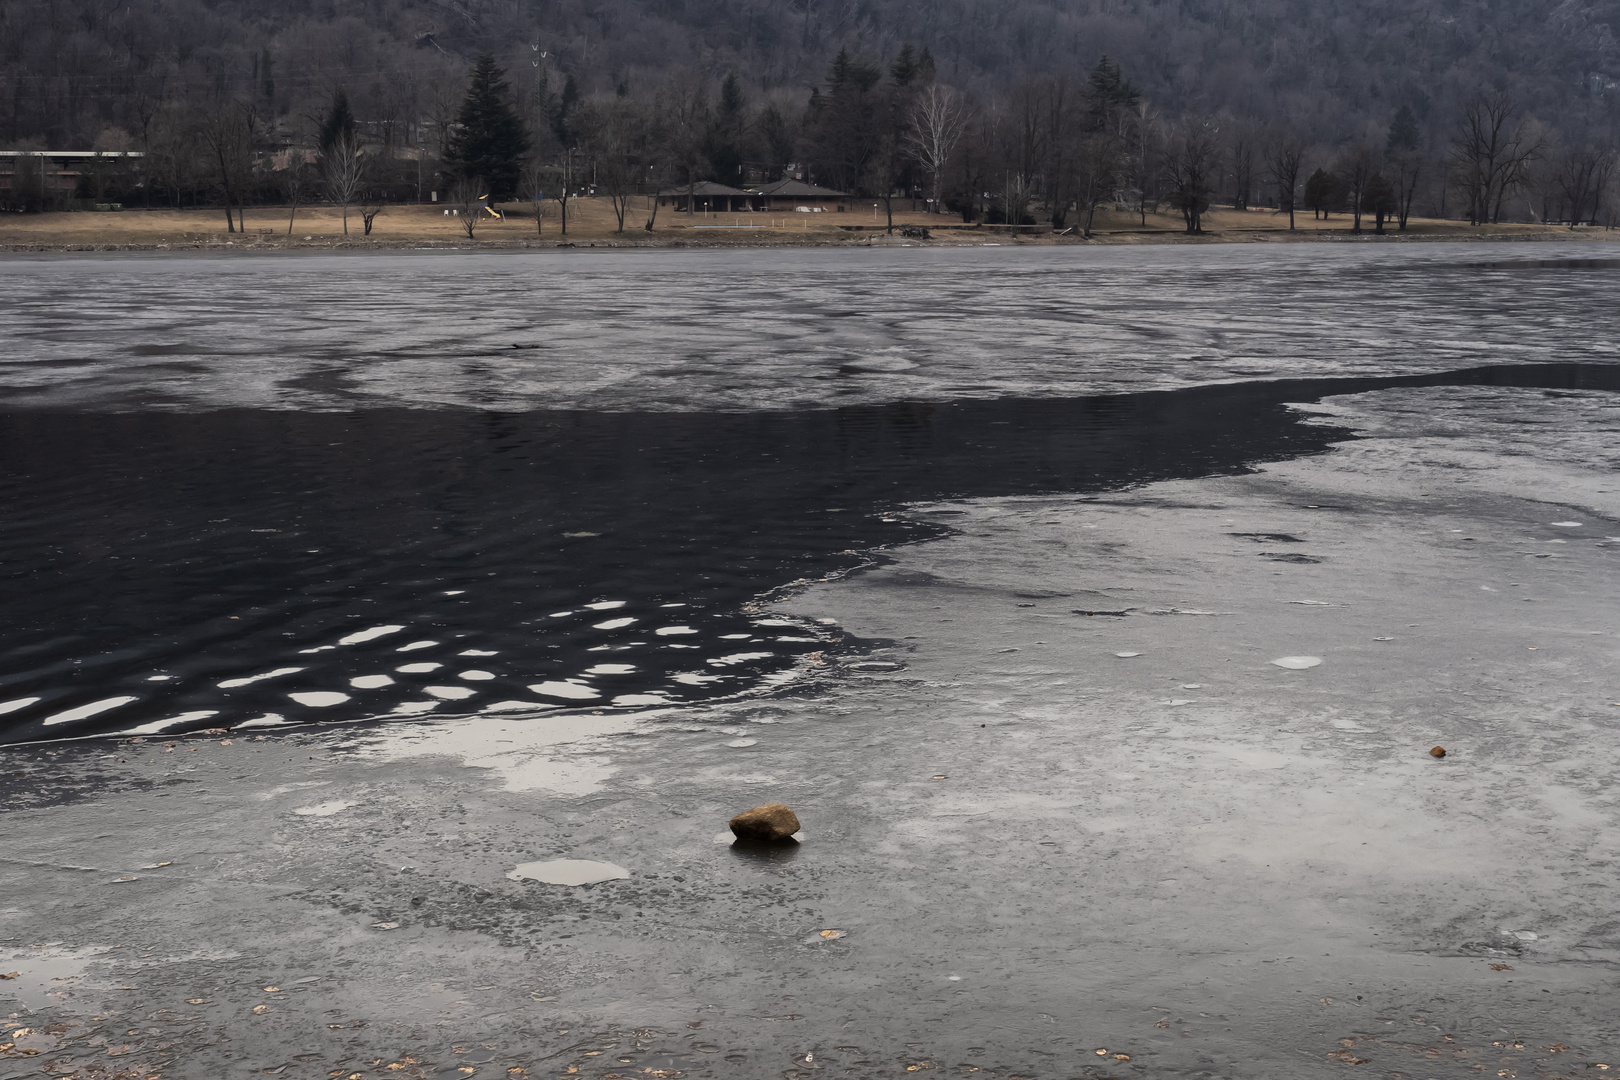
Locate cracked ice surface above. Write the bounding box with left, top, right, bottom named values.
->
left=2, top=243, right=1618, bottom=413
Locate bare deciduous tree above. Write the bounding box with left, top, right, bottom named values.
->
left=658, top=76, right=710, bottom=218
left=1450, top=93, right=1543, bottom=224
left=1071, top=131, right=1122, bottom=237
left=587, top=100, right=640, bottom=232
left=198, top=102, right=255, bottom=232
left=1265, top=130, right=1305, bottom=229
left=1337, top=144, right=1377, bottom=233
left=524, top=159, right=547, bottom=235
left=1552, top=143, right=1614, bottom=226
left=1163, top=119, right=1218, bottom=233
left=904, top=84, right=970, bottom=215
left=323, top=134, right=365, bottom=235
left=360, top=198, right=384, bottom=236
left=1129, top=101, right=1161, bottom=225
left=1389, top=150, right=1422, bottom=231
left=999, top=170, right=1034, bottom=226
left=452, top=178, right=482, bottom=238
left=279, top=149, right=312, bottom=235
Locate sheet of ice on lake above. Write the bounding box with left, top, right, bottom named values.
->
left=5, top=244, right=1618, bottom=414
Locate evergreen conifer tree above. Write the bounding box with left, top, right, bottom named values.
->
left=551, top=75, right=580, bottom=146
left=1387, top=105, right=1421, bottom=154
left=446, top=55, right=531, bottom=201
left=915, top=47, right=937, bottom=84
left=708, top=74, right=747, bottom=182
left=890, top=44, right=919, bottom=86
left=318, top=89, right=357, bottom=157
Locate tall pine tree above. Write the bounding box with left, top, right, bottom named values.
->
left=446, top=55, right=531, bottom=201
left=318, top=89, right=356, bottom=157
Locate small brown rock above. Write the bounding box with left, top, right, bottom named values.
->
left=729, top=803, right=800, bottom=842
left=1430, top=745, right=1447, bottom=758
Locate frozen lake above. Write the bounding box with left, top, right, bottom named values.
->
left=3, top=244, right=1617, bottom=413
left=1, top=243, right=1618, bottom=744
left=2, top=241, right=1620, bottom=1078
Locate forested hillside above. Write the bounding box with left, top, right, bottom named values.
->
left=2, top=0, right=1618, bottom=226
left=6, top=0, right=1618, bottom=147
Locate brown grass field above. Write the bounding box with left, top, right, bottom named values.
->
left=0, top=196, right=1613, bottom=251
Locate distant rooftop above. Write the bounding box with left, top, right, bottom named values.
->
left=750, top=178, right=849, bottom=198
left=656, top=180, right=754, bottom=197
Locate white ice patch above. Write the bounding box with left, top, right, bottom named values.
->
left=719, top=633, right=752, bottom=640
left=116, top=711, right=218, bottom=736
left=654, top=626, right=699, bottom=636
left=390, top=701, right=439, bottom=716
left=529, top=681, right=601, bottom=700
left=395, top=662, right=442, bottom=673
left=0, top=697, right=40, bottom=716
left=506, top=859, right=629, bottom=886
left=349, top=675, right=395, bottom=689
left=1270, top=655, right=1323, bottom=669
left=339, top=625, right=405, bottom=646
left=218, top=666, right=304, bottom=688
left=297, top=645, right=336, bottom=654
left=584, top=601, right=628, bottom=610
left=672, top=673, right=722, bottom=685
left=752, top=619, right=799, bottom=627
left=726, top=738, right=758, bottom=747
left=1114, top=651, right=1142, bottom=658
left=708, top=652, right=774, bottom=666
left=293, top=800, right=357, bottom=817
left=425, top=685, right=476, bottom=700
left=548, top=611, right=573, bottom=618
left=236, top=713, right=290, bottom=728
left=146, top=675, right=174, bottom=682
left=585, top=664, right=637, bottom=675
left=481, top=700, right=555, bottom=713
left=612, top=694, right=669, bottom=707
left=395, top=640, right=438, bottom=652
left=288, top=691, right=350, bottom=707
left=458, top=670, right=497, bottom=681
left=592, top=617, right=636, bottom=629
left=459, top=649, right=498, bottom=657
left=43, top=696, right=138, bottom=726
left=443, top=590, right=465, bottom=595
left=1550, top=521, right=1582, bottom=527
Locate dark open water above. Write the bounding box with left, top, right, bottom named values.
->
left=2, top=244, right=1617, bottom=744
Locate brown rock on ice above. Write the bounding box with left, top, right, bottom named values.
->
left=1430, top=745, right=1447, bottom=758
left=729, top=803, right=800, bottom=842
